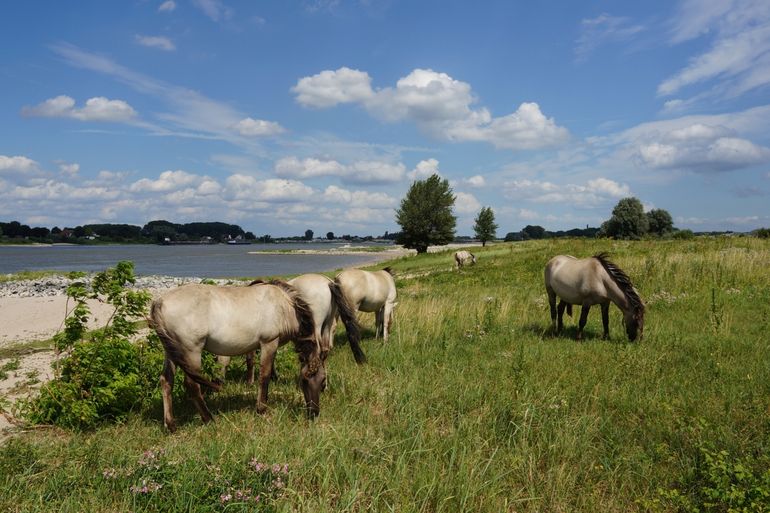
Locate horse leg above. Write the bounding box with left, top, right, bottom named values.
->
left=256, top=339, right=279, bottom=414
left=159, top=357, right=177, bottom=432
left=577, top=304, right=591, bottom=341
left=217, top=355, right=231, bottom=382
left=547, top=289, right=557, bottom=333
left=182, top=374, right=214, bottom=424
left=601, top=302, right=610, bottom=340
left=382, top=302, right=395, bottom=342
left=375, top=308, right=384, bottom=339
left=556, top=300, right=567, bottom=334
left=245, top=351, right=255, bottom=385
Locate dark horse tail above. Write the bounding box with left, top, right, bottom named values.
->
left=148, top=300, right=222, bottom=392
left=330, top=279, right=367, bottom=364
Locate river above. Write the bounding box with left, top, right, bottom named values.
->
left=0, top=243, right=393, bottom=278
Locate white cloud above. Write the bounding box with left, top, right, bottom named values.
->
left=0, top=155, right=39, bottom=174
left=233, top=117, right=285, bottom=136
left=158, top=1, right=176, bottom=12
left=454, top=192, right=481, bottom=214
left=575, top=13, right=645, bottom=61
left=224, top=175, right=314, bottom=203
left=275, top=156, right=404, bottom=184
left=130, top=170, right=203, bottom=192
left=660, top=0, right=770, bottom=102
left=503, top=177, right=630, bottom=206
left=23, top=95, right=137, bottom=123
left=293, top=67, right=569, bottom=150
left=193, top=0, right=233, bottom=21
left=292, top=67, right=374, bottom=108
left=464, top=175, right=486, bottom=188
left=59, top=162, right=80, bottom=176
left=322, top=185, right=396, bottom=208
left=409, top=159, right=440, bottom=180
left=135, top=35, right=175, bottom=51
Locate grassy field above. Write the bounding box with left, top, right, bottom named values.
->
left=2, top=237, right=770, bottom=512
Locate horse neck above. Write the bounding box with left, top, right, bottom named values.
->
left=603, top=273, right=633, bottom=313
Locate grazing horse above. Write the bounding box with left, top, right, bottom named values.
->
left=454, top=250, right=477, bottom=269
left=335, top=267, right=398, bottom=342
left=149, top=280, right=323, bottom=432
left=217, top=273, right=366, bottom=380
left=544, top=253, right=645, bottom=341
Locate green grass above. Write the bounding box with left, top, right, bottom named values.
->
left=2, top=237, right=770, bottom=512
left=0, top=270, right=65, bottom=283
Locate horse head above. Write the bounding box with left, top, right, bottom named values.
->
left=624, top=307, right=645, bottom=341
left=297, top=340, right=326, bottom=418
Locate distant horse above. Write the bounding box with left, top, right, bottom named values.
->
left=544, top=253, right=645, bottom=341
left=217, top=273, right=366, bottom=380
left=149, top=280, right=323, bottom=432
left=454, top=250, right=477, bottom=269
left=335, top=267, right=398, bottom=342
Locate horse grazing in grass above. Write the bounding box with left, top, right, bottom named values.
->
left=544, top=253, right=645, bottom=341
left=335, top=267, right=398, bottom=342
left=454, top=250, right=476, bottom=269
left=149, top=280, right=323, bottom=432
left=217, top=274, right=366, bottom=382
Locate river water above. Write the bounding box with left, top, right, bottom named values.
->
left=0, top=243, right=392, bottom=278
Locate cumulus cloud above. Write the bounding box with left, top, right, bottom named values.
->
left=59, top=162, right=80, bottom=176
left=0, top=155, right=39, bottom=174
left=464, top=175, right=486, bottom=188
left=224, top=175, right=314, bottom=202
left=275, top=156, right=405, bottom=184
left=135, top=35, right=175, bottom=51
left=660, top=0, right=770, bottom=102
left=409, top=158, right=440, bottom=180
left=454, top=191, right=481, bottom=214
left=130, top=170, right=203, bottom=192
left=322, top=185, right=397, bottom=208
left=292, top=67, right=374, bottom=108
left=503, top=177, right=631, bottom=206
left=293, top=67, right=569, bottom=150
left=23, top=95, right=137, bottom=123
left=158, top=1, right=176, bottom=12
left=232, top=117, right=285, bottom=136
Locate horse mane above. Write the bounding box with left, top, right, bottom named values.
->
left=382, top=266, right=394, bottom=276
left=593, top=253, right=645, bottom=320
left=266, top=280, right=315, bottom=343
left=248, top=279, right=266, bottom=286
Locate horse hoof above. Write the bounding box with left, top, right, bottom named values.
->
left=165, top=422, right=177, bottom=433
left=256, top=404, right=269, bottom=414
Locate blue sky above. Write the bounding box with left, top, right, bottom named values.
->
left=1, top=0, right=769, bottom=236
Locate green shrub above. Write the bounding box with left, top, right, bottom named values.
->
left=756, top=228, right=770, bottom=239
left=673, top=228, right=695, bottom=240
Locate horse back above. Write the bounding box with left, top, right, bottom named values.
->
left=545, top=255, right=608, bottom=304
left=336, top=269, right=396, bottom=312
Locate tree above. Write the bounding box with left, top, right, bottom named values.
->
left=395, top=174, right=456, bottom=253
left=326, top=231, right=335, bottom=240
left=600, top=197, right=649, bottom=239
left=473, top=207, right=498, bottom=246
left=522, top=225, right=546, bottom=240
left=646, top=208, right=674, bottom=236
left=304, top=229, right=314, bottom=241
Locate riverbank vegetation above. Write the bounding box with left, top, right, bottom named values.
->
left=1, top=237, right=769, bottom=512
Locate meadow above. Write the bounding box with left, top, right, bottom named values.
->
left=1, top=237, right=769, bottom=512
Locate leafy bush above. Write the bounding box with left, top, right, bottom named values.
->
left=22, top=262, right=158, bottom=429
left=756, top=228, right=770, bottom=239
left=673, top=228, right=695, bottom=240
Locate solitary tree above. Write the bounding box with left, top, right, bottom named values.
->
left=646, top=208, right=674, bottom=236
left=473, top=206, right=498, bottom=246
left=522, top=225, right=547, bottom=240
left=600, top=197, right=649, bottom=239
left=326, top=231, right=335, bottom=240
left=304, top=229, right=314, bottom=241
left=395, top=174, right=456, bottom=253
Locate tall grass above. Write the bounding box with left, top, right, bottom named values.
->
left=2, top=237, right=769, bottom=512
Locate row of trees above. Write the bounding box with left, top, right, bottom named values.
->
left=391, top=174, right=700, bottom=252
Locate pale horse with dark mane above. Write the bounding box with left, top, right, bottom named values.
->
left=335, top=267, right=398, bottom=342
left=217, top=273, right=367, bottom=383
left=454, top=250, right=476, bottom=269
left=544, top=253, right=645, bottom=341
left=148, top=280, right=324, bottom=432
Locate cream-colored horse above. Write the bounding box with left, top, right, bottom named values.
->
left=544, top=253, right=645, bottom=341
left=335, top=267, right=398, bottom=341
left=454, top=250, right=476, bottom=269
left=217, top=274, right=366, bottom=382
left=149, top=280, right=323, bottom=432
